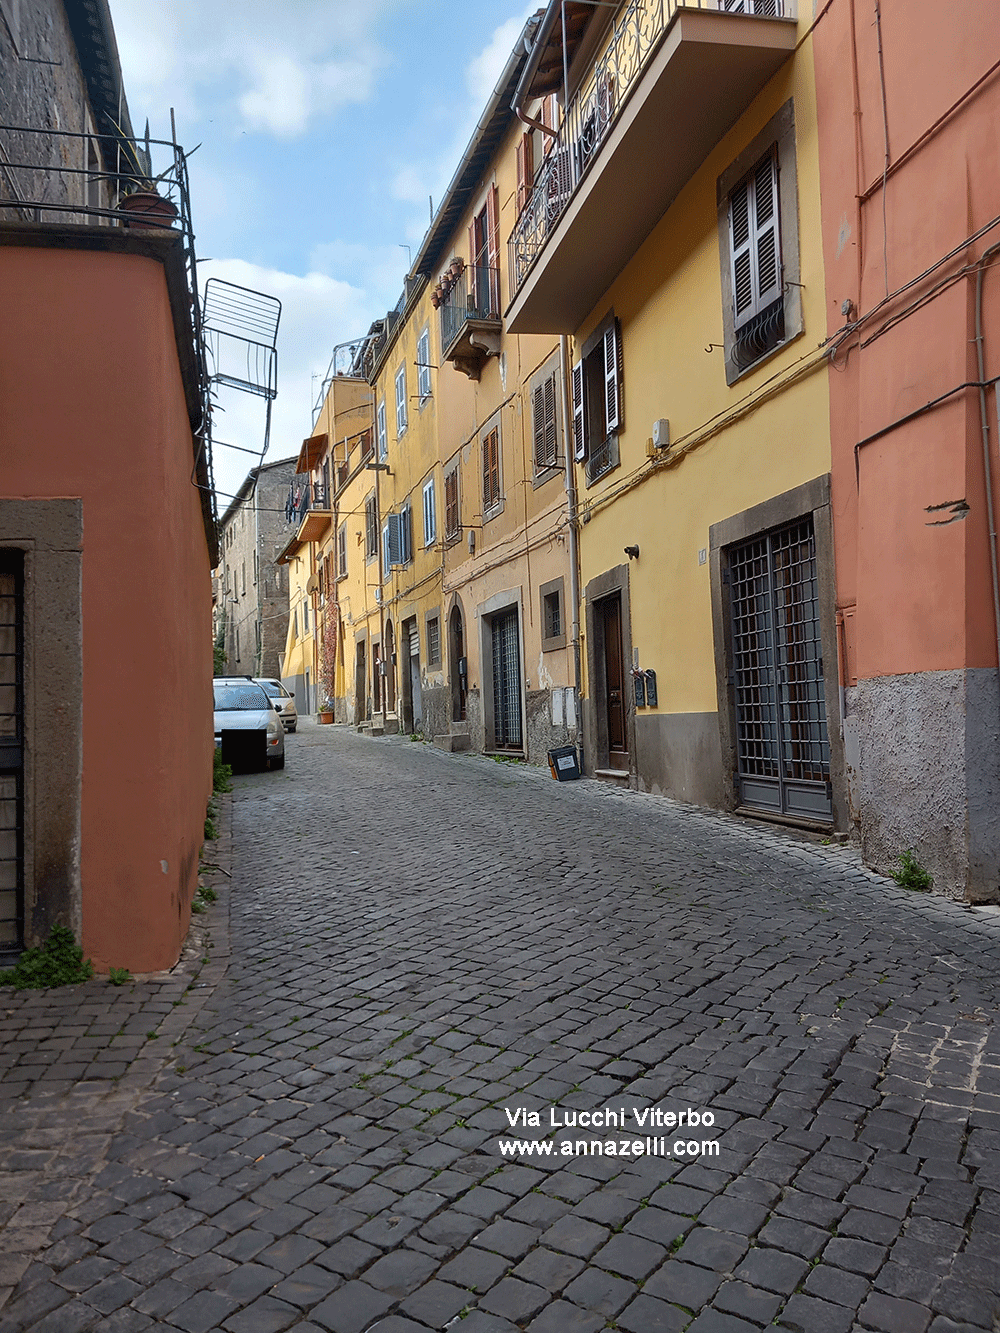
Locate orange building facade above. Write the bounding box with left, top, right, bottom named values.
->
left=1, top=1, right=217, bottom=969
left=813, top=0, right=1000, bottom=900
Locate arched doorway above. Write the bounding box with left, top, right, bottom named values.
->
left=449, top=604, right=467, bottom=722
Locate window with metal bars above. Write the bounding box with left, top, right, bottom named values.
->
left=482, top=426, right=501, bottom=516
left=426, top=615, right=441, bottom=665
left=729, top=146, right=783, bottom=369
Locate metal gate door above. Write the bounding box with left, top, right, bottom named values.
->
left=0, top=552, right=24, bottom=958
left=491, top=608, right=523, bottom=749
left=728, top=517, right=831, bottom=820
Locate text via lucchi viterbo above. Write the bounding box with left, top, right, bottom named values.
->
left=498, top=1103, right=720, bottom=1159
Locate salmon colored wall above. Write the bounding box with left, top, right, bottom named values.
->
left=814, top=0, right=1000, bottom=678
left=0, top=244, right=213, bottom=972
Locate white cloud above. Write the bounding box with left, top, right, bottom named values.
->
left=109, top=0, right=383, bottom=137
left=465, top=9, right=536, bottom=102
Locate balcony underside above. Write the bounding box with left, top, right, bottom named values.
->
left=297, top=510, right=332, bottom=543
left=506, top=9, right=797, bottom=335
left=442, top=317, right=502, bottom=381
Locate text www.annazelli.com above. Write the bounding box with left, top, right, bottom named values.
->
left=499, top=1136, right=720, bottom=1159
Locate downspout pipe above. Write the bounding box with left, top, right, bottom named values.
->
left=974, top=242, right=1000, bottom=723
left=559, top=333, right=583, bottom=767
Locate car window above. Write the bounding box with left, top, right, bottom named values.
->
left=257, top=681, right=290, bottom=699
left=214, top=684, right=269, bottom=711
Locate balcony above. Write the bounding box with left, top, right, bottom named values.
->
left=506, top=0, right=797, bottom=334
left=439, top=264, right=502, bottom=381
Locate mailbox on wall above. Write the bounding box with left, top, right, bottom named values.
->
left=644, top=669, right=658, bottom=707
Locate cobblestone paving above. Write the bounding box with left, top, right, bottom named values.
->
left=3, top=721, right=1000, bottom=1333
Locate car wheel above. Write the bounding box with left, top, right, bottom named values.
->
left=268, top=754, right=285, bottom=770
left=288, top=724, right=297, bottom=733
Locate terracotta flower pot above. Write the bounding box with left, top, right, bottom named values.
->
left=117, top=190, right=179, bottom=230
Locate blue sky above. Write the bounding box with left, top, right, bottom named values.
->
left=110, top=0, right=538, bottom=500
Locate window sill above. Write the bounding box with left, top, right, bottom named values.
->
left=483, top=502, right=504, bottom=523
left=532, top=464, right=561, bottom=491
left=541, top=635, right=566, bottom=652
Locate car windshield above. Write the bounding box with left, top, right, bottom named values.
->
left=258, top=681, right=287, bottom=698
left=214, top=684, right=269, bottom=711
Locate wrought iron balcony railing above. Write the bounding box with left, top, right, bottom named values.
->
left=508, top=0, right=791, bottom=296
left=439, top=264, right=501, bottom=354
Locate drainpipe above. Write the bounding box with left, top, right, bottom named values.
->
left=559, top=333, right=583, bottom=766
left=974, top=242, right=1000, bottom=725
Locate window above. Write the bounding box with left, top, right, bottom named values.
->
left=365, top=494, right=378, bottom=561
left=302, top=599, right=309, bottom=633
left=540, top=577, right=566, bottom=651
left=337, top=522, right=347, bottom=579
left=395, top=365, right=407, bottom=436
left=416, top=327, right=431, bottom=401
left=241, top=562, right=246, bottom=596
left=426, top=615, right=441, bottom=665
left=573, top=313, right=623, bottom=485
left=532, top=373, right=558, bottom=471
left=423, top=477, right=436, bottom=546
left=718, top=101, right=801, bottom=384
left=482, top=426, right=501, bottom=516
left=377, top=400, right=388, bottom=461
left=444, top=467, right=460, bottom=541
left=384, top=506, right=412, bottom=570
left=729, top=147, right=782, bottom=368
left=468, top=187, right=500, bottom=317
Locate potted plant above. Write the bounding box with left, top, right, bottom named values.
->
left=318, top=697, right=335, bottom=725
left=112, top=123, right=181, bottom=230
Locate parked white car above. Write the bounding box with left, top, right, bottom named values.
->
left=254, top=678, right=298, bottom=732
left=213, top=677, right=285, bottom=771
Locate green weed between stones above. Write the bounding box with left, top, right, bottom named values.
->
left=3, top=925, right=94, bottom=990
left=890, top=848, right=933, bottom=892
left=108, top=967, right=132, bottom=986
left=213, top=748, right=233, bottom=793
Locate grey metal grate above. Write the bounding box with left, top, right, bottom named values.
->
left=492, top=609, right=523, bottom=749
left=728, top=518, right=831, bottom=819
left=0, top=552, right=23, bottom=953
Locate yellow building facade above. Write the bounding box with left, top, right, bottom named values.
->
left=507, top=0, right=846, bottom=826
left=312, top=14, right=580, bottom=765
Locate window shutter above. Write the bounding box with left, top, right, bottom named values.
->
left=730, top=176, right=754, bottom=327
left=603, top=321, right=621, bottom=433
left=534, top=375, right=558, bottom=468
left=486, top=186, right=500, bottom=313
left=753, top=149, right=781, bottom=311
left=483, top=428, right=500, bottom=511
left=572, top=359, right=587, bottom=462
left=445, top=470, right=458, bottom=537
left=730, top=148, right=781, bottom=329
left=377, top=400, right=387, bottom=460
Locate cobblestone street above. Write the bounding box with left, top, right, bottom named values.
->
left=3, top=721, right=1000, bottom=1333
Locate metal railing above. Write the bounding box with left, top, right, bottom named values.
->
left=508, top=0, right=791, bottom=296
left=439, top=264, right=501, bottom=353
left=0, top=122, right=216, bottom=512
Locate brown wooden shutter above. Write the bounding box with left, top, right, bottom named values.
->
left=486, top=186, right=500, bottom=314
left=533, top=376, right=558, bottom=468
left=445, top=470, right=458, bottom=537
left=483, top=427, right=501, bottom=511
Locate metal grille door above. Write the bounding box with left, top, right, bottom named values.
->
left=491, top=609, right=523, bottom=749
left=0, top=553, right=24, bottom=956
left=729, top=518, right=831, bottom=820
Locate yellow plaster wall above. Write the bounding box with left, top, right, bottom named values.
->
left=574, top=46, right=831, bottom=717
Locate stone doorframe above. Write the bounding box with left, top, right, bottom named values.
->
left=0, top=499, right=83, bottom=947
left=708, top=473, right=848, bottom=830
left=583, top=564, right=634, bottom=780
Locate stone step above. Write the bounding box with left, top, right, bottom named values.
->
left=434, top=733, right=471, bottom=753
